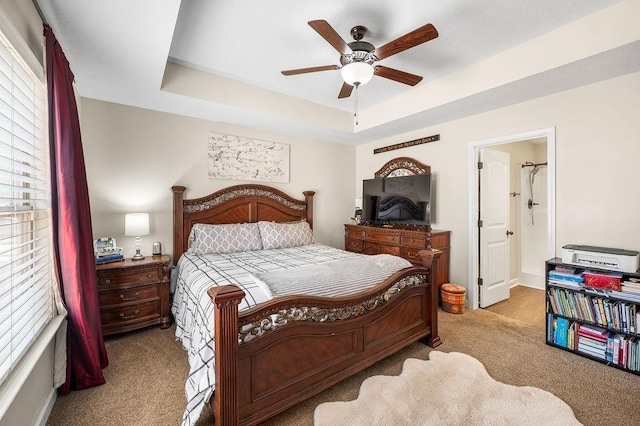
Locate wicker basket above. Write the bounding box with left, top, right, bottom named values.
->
left=441, top=283, right=466, bottom=314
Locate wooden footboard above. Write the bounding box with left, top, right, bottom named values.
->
left=209, top=249, right=441, bottom=426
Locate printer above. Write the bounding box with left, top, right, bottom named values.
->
left=561, top=245, right=640, bottom=273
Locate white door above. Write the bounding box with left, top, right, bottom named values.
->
left=479, top=148, right=510, bottom=307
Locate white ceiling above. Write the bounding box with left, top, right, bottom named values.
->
left=36, top=0, right=638, bottom=145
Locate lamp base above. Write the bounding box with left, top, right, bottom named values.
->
left=131, top=249, right=145, bottom=261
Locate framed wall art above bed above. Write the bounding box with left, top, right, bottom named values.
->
left=207, top=133, right=290, bottom=183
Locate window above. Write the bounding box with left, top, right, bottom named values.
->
left=0, top=27, right=52, bottom=386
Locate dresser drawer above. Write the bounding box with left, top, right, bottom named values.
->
left=400, top=236, right=428, bottom=248
left=98, top=284, right=160, bottom=308
left=345, top=228, right=366, bottom=239
left=364, top=242, right=400, bottom=256
left=97, top=268, right=160, bottom=288
left=100, top=300, right=160, bottom=327
left=401, top=247, right=424, bottom=264
left=345, top=237, right=363, bottom=252
left=365, top=232, right=400, bottom=244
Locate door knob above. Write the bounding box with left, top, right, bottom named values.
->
left=506, top=230, right=514, bottom=237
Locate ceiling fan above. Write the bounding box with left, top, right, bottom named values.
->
left=281, top=20, right=439, bottom=99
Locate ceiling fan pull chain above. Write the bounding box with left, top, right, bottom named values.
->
left=354, top=82, right=359, bottom=126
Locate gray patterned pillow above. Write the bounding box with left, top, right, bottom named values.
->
left=258, top=220, right=314, bottom=250
left=189, top=223, right=263, bottom=254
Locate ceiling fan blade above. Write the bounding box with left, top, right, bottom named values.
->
left=374, top=66, right=423, bottom=86
left=308, top=20, right=351, bottom=55
left=281, top=65, right=339, bottom=76
left=375, top=23, right=438, bottom=60
left=338, top=82, right=353, bottom=99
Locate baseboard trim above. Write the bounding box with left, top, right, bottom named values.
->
left=36, top=388, right=57, bottom=426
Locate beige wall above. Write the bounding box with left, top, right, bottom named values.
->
left=80, top=99, right=356, bottom=261
left=0, top=0, right=43, bottom=65
left=356, top=71, right=640, bottom=290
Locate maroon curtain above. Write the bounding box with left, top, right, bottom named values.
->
left=45, top=25, right=108, bottom=393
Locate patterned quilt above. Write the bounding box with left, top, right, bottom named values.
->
left=171, top=243, right=411, bottom=425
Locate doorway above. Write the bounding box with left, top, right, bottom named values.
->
left=467, top=128, right=556, bottom=310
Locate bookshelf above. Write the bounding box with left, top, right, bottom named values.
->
left=545, top=258, right=640, bottom=375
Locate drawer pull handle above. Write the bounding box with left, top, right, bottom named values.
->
left=120, top=292, right=139, bottom=301
left=120, top=310, right=140, bottom=320
left=105, top=279, right=111, bottom=284
left=147, top=273, right=152, bottom=278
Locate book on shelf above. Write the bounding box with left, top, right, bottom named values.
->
left=609, top=290, right=640, bottom=303
left=548, top=279, right=582, bottom=290
left=606, top=335, right=615, bottom=362
left=577, top=346, right=606, bottom=360
left=556, top=317, right=569, bottom=347
left=578, top=335, right=607, bottom=350
left=548, top=270, right=584, bottom=283
left=578, top=324, right=608, bottom=342
left=583, top=271, right=623, bottom=291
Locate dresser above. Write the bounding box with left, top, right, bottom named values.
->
left=96, top=255, right=171, bottom=335
left=344, top=224, right=450, bottom=287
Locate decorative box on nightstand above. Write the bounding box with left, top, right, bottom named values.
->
left=96, top=255, right=171, bottom=336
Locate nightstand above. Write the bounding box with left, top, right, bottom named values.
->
left=96, top=255, right=171, bottom=335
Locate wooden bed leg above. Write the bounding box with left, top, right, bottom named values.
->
left=419, top=248, right=443, bottom=348
left=208, top=285, right=246, bottom=426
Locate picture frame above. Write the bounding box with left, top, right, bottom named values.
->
left=94, top=237, right=118, bottom=257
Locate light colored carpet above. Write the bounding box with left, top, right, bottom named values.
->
left=314, top=351, right=581, bottom=426
left=46, top=309, right=640, bottom=426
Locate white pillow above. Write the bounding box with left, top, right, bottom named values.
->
left=189, top=223, right=263, bottom=254
left=258, top=220, right=314, bottom=250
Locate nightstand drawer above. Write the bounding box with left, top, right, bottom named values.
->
left=98, top=284, right=160, bottom=307
left=96, top=255, right=171, bottom=335
left=97, top=268, right=160, bottom=288
left=100, top=301, right=160, bottom=327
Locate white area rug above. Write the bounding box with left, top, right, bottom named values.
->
left=314, top=351, right=581, bottom=425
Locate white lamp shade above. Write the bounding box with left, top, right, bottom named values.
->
left=341, top=62, right=374, bottom=86
left=125, top=213, right=150, bottom=236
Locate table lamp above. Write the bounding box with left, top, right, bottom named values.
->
left=125, top=213, right=149, bottom=260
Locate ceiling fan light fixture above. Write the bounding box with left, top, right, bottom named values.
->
left=341, top=62, right=374, bottom=86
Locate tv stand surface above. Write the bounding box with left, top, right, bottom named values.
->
left=344, top=224, right=450, bottom=287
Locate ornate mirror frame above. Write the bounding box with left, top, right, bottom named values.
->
left=374, top=157, right=431, bottom=178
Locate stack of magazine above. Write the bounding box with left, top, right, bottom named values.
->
left=94, top=237, right=124, bottom=264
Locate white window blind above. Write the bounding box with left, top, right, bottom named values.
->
left=0, top=27, right=52, bottom=386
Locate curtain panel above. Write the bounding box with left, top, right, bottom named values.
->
left=44, top=25, right=108, bottom=392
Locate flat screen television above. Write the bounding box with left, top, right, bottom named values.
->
left=362, top=174, right=431, bottom=227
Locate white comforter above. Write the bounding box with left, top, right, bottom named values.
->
left=171, top=243, right=411, bottom=425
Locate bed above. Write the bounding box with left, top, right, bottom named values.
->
left=171, top=184, right=442, bottom=426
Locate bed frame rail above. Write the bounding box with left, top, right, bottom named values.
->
left=209, top=249, right=441, bottom=426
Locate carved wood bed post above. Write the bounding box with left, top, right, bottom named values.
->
left=208, top=285, right=246, bottom=426
left=419, top=248, right=442, bottom=347
left=171, top=186, right=186, bottom=262
left=303, top=191, right=315, bottom=229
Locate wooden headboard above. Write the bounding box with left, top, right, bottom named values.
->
left=171, top=184, right=315, bottom=261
